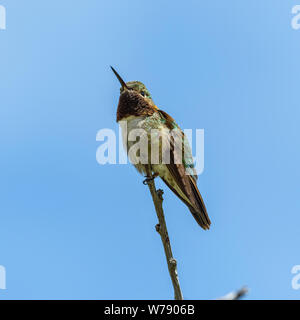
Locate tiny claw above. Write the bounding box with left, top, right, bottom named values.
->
left=142, top=172, right=159, bottom=185
left=143, top=176, right=154, bottom=185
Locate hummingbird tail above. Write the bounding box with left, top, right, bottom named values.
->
left=188, top=178, right=211, bottom=230
left=161, top=176, right=211, bottom=230
left=188, top=207, right=210, bottom=230
left=187, top=203, right=211, bottom=230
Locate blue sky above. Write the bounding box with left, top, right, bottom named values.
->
left=0, top=0, right=300, bottom=299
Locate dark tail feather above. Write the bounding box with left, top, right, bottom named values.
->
left=188, top=206, right=210, bottom=230
left=189, top=178, right=211, bottom=230
left=161, top=177, right=211, bottom=230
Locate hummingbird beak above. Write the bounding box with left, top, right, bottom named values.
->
left=110, top=66, right=129, bottom=90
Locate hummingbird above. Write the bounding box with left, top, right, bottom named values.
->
left=111, top=67, right=211, bottom=230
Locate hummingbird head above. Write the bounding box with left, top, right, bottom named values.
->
left=122, top=81, right=152, bottom=100
left=110, top=66, right=153, bottom=102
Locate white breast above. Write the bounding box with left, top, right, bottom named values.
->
left=119, top=116, right=177, bottom=177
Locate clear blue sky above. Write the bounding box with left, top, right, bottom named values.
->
left=0, top=0, right=300, bottom=300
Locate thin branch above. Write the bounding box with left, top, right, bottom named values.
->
left=144, top=167, right=183, bottom=300
left=144, top=167, right=248, bottom=301
left=217, top=286, right=248, bottom=300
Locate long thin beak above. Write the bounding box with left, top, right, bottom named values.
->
left=110, top=66, right=129, bottom=90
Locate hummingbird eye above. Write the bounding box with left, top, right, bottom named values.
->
left=140, top=91, right=145, bottom=96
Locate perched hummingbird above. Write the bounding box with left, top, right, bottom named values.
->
left=111, top=67, right=211, bottom=230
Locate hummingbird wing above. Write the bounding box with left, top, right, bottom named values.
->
left=157, top=109, right=211, bottom=230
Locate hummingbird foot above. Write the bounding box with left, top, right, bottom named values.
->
left=142, top=172, right=159, bottom=185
